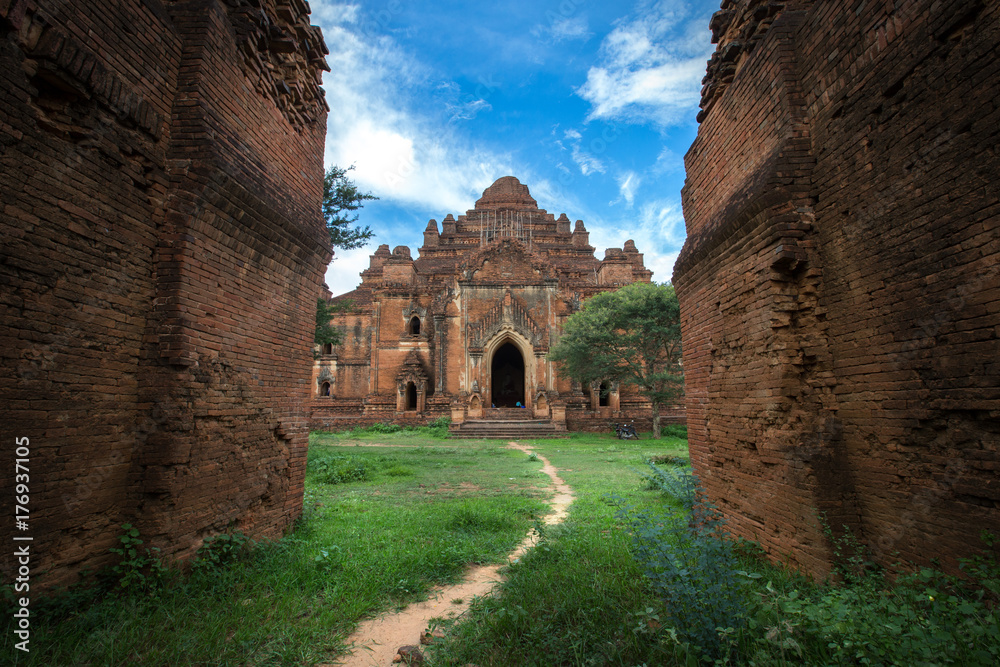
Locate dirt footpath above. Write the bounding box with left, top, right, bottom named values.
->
left=329, top=442, right=573, bottom=666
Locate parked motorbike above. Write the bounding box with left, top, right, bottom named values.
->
left=613, top=421, right=639, bottom=440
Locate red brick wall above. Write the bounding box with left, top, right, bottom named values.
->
left=675, top=0, right=999, bottom=576
left=1, top=0, right=329, bottom=586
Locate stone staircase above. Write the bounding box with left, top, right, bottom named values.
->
left=449, top=418, right=565, bottom=440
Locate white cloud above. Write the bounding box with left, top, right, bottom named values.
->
left=324, top=246, right=372, bottom=297
left=531, top=12, right=592, bottom=43
left=576, top=0, right=713, bottom=127
left=586, top=195, right=687, bottom=282
left=316, top=7, right=514, bottom=215
left=637, top=197, right=687, bottom=249
left=651, top=145, right=684, bottom=175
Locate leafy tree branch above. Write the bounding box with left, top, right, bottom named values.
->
left=323, top=164, right=377, bottom=250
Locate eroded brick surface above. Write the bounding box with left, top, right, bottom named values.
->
left=1, top=0, right=330, bottom=586
left=676, top=0, right=1000, bottom=576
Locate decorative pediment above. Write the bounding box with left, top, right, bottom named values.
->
left=395, top=350, right=429, bottom=390
left=467, top=290, right=546, bottom=353
left=461, top=238, right=555, bottom=283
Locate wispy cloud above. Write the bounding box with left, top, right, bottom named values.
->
left=576, top=0, right=713, bottom=127
left=532, top=14, right=593, bottom=42
left=616, top=170, right=640, bottom=207
left=448, top=98, right=493, bottom=122
left=560, top=127, right=606, bottom=175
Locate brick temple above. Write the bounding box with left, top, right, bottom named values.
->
left=311, top=176, right=678, bottom=435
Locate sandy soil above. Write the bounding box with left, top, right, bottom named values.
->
left=327, top=441, right=574, bottom=666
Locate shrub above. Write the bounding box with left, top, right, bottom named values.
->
left=616, top=497, right=752, bottom=660
left=363, top=422, right=405, bottom=434
left=309, top=455, right=373, bottom=484
left=428, top=416, right=451, bottom=429
left=660, top=424, right=688, bottom=439
left=638, top=461, right=697, bottom=509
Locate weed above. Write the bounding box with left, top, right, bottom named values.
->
left=191, top=531, right=253, bottom=575
left=313, top=545, right=343, bottom=572
left=108, top=523, right=168, bottom=595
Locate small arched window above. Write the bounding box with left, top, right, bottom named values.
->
left=598, top=381, right=610, bottom=407
left=320, top=381, right=331, bottom=397
left=322, top=343, right=333, bottom=355
left=408, top=315, right=421, bottom=335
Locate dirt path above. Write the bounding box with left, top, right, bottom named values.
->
left=328, top=442, right=573, bottom=666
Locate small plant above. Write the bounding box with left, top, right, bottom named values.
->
left=646, top=453, right=687, bottom=466
left=192, top=531, right=253, bottom=574
left=428, top=416, right=451, bottom=429
left=313, top=545, right=342, bottom=572
left=527, top=453, right=539, bottom=462
left=108, top=523, right=168, bottom=594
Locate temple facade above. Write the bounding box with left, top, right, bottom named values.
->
left=310, top=176, right=675, bottom=432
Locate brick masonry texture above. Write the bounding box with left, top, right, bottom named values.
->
left=0, top=0, right=330, bottom=586
left=674, top=0, right=999, bottom=576
left=310, top=176, right=683, bottom=433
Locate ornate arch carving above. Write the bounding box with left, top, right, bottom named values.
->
left=468, top=290, right=547, bottom=355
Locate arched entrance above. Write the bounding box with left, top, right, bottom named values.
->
left=405, top=381, right=418, bottom=410
left=491, top=342, right=525, bottom=407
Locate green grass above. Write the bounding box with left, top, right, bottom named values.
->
left=9, top=424, right=996, bottom=666
left=425, top=434, right=692, bottom=666
left=2, top=428, right=548, bottom=666
left=427, top=436, right=1000, bottom=666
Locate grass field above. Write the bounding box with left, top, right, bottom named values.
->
left=6, top=425, right=997, bottom=666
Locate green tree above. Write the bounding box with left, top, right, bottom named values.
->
left=323, top=164, right=377, bottom=250
left=315, top=297, right=339, bottom=348
left=316, top=164, right=376, bottom=351
left=314, top=297, right=355, bottom=355
left=549, top=281, right=683, bottom=438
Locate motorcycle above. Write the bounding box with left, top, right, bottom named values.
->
left=613, top=421, right=639, bottom=440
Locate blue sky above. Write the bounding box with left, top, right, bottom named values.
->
left=310, top=0, right=719, bottom=295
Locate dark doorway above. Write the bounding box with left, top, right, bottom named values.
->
left=598, top=381, right=609, bottom=407
left=491, top=342, right=525, bottom=408
left=406, top=382, right=417, bottom=410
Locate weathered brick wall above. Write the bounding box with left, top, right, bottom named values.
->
left=675, top=0, right=999, bottom=576
left=1, top=0, right=329, bottom=586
